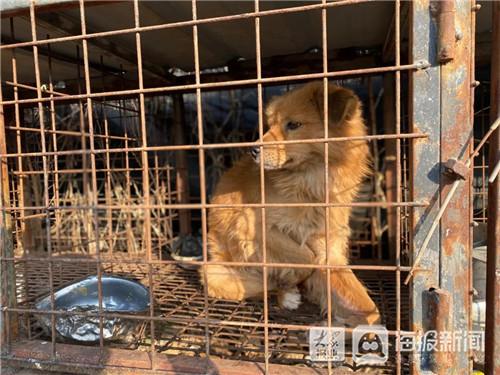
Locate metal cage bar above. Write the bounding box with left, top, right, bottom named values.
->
left=485, top=2, right=500, bottom=374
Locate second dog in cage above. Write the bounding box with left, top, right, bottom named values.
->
left=201, top=81, right=380, bottom=326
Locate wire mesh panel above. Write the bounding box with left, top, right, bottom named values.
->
left=0, top=0, right=482, bottom=374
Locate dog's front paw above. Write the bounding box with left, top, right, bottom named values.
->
left=342, top=308, right=381, bottom=327
left=365, top=308, right=381, bottom=325
left=278, top=287, right=302, bottom=310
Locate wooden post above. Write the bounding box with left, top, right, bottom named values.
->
left=172, top=94, right=191, bottom=236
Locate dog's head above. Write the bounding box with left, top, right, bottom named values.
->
left=251, top=81, right=367, bottom=170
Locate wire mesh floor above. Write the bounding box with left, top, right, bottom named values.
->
left=15, top=256, right=410, bottom=373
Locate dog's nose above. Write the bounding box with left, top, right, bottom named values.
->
left=250, top=147, right=260, bottom=159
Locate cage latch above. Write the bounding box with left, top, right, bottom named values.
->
left=443, top=158, right=468, bottom=180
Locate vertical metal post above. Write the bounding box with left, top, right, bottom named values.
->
left=47, top=40, right=61, bottom=254
left=132, top=0, right=156, bottom=369
left=10, top=19, right=27, bottom=257
left=78, top=0, right=104, bottom=357
left=190, top=0, right=211, bottom=367
left=383, top=74, right=397, bottom=261
left=76, top=45, right=91, bottom=254
left=410, top=0, right=440, bottom=372
left=395, top=1, right=402, bottom=373
left=100, top=56, right=113, bottom=255
left=367, top=78, right=383, bottom=260
left=438, top=0, right=473, bottom=372
left=485, top=2, right=500, bottom=374
left=412, top=0, right=473, bottom=373
left=29, top=1, right=57, bottom=357
left=253, top=0, right=270, bottom=372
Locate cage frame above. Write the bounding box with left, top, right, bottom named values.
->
left=0, top=0, right=498, bottom=374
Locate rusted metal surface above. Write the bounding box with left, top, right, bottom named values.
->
left=422, top=288, right=453, bottom=373
left=410, top=2, right=474, bottom=373
left=438, top=0, right=473, bottom=373
left=485, top=2, right=500, bottom=374
left=433, top=0, right=456, bottom=63
left=405, top=118, right=500, bottom=285
left=409, top=0, right=441, bottom=372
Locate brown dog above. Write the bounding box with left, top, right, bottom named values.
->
left=200, top=81, right=380, bottom=326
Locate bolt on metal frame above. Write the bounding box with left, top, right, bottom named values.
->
left=0, top=0, right=490, bottom=374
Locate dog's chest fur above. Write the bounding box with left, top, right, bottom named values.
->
left=265, top=165, right=342, bottom=245
left=270, top=205, right=324, bottom=245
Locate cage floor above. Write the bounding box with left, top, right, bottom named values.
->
left=15, top=257, right=410, bottom=373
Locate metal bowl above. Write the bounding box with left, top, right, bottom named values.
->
left=35, top=275, right=150, bottom=343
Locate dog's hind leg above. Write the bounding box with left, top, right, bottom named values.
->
left=304, top=269, right=380, bottom=326
left=329, top=269, right=380, bottom=326
left=201, top=264, right=268, bottom=301
left=304, top=235, right=380, bottom=326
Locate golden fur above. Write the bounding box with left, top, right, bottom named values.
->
left=200, top=81, right=380, bottom=326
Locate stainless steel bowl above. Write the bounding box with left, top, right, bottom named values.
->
left=35, top=275, right=150, bottom=342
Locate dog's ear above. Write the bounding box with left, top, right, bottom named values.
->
left=329, top=88, right=359, bottom=124
left=312, top=85, right=359, bottom=125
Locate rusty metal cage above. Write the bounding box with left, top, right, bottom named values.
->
left=0, top=1, right=498, bottom=374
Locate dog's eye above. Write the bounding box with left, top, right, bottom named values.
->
left=286, top=121, right=302, bottom=131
